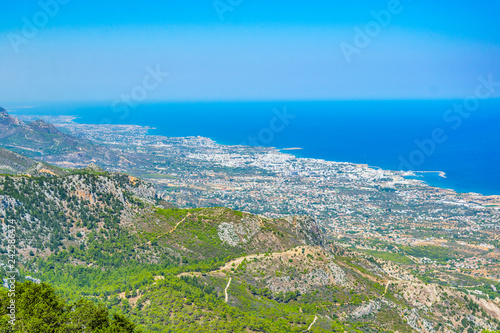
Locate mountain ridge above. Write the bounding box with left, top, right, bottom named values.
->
left=0, top=107, right=24, bottom=127
left=0, top=107, right=143, bottom=169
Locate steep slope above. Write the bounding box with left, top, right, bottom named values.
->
left=0, top=169, right=156, bottom=256
left=0, top=146, right=67, bottom=176
left=0, top=146, right=36, bottom=174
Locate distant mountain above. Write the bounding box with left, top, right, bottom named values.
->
left=0, top=107, right=140, bottom=169
left=0, top=108, right=91, bottom=157
left=0, top=106, right=23, bottom=126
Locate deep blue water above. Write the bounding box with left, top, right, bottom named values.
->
left=10, top=100, right=500, bottom=195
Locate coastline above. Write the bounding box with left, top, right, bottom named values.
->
left=280, top=147, right=303, bottom=151
left=414, top=170, right=447, bottom=179
left=12, top=112, right=500, bottom=199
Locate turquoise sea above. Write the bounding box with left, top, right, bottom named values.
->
left=10, top=100, right=500, bottom=196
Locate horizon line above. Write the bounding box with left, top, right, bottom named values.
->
left=4, top=97, right=500, bottom=107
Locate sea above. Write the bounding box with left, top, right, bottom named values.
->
left=9, top=100, right=500, bottom=196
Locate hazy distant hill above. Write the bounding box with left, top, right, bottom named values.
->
left=0, top=107, right=140, bottom=169
left=0, top=107, right=93, bottom=157
left=0, top=106, right=24, bottom=127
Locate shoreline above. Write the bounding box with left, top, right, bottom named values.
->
left=13, top=112, right=500, bottom=198
left=280, top=147, right=303, bottom=151
left=407, top=170, right=447, bottom=179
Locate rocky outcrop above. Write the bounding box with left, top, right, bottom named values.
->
left=328, top=262, right=348, bottom=286
left=217, top=216, right=261, bottom=247
left=218, top=223, right=241, bottom=246
left=285, top=216, right=327, bottom=248
left=351, top=300, right=381, bottom=318
left=84, top=163, right=106, bottom=173
left=0, top=107, right=24, bottom=126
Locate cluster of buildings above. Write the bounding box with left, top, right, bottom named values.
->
left=30, top=116, right=500, bottom=282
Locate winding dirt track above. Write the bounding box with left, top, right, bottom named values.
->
left=112, top=213, right=191, bottom=256
left=224, top=277, right=232, bottom=303
left=168, top=213, right=191, bottom=234
left=307, top=315, right=318, bottom=331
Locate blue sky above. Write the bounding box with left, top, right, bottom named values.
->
left=0, top=0, right=499, bottom=103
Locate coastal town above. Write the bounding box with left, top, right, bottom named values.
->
left=24, top=116, right=500, bottom=228
left=17, top=114, right=500, bottom=288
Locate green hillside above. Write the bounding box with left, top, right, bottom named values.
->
left=0, top=161, right=499, bottom=332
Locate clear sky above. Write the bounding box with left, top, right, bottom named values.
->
left=1, top=0, right=499, bottom=103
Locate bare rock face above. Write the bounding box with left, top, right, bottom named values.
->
left=0, top=107, right=24, bottom=126
left=351, top=300, right=381, bottom=318
left=328, top=262, right=348, bottom=286
left=0, top=108, right=24, bottom=140
left=124, top=176, right=157, bottom=202
left=218, top=223, right=241, bottom=246
left=471, top=295, right=500, bottom=321
left=285, top=216, right=327, bottom=248
left=234, top=216, right=261, bottom=241
left=217, top=216, right=261, bottom=247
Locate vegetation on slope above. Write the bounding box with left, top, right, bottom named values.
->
left=0, top=281, right=138, bottom=332
left=1, top=157, right=500, bottom=332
